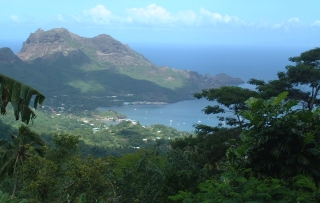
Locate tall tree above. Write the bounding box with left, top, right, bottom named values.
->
left=228, top=92, right=320, bottom=181
left=21, top=134, right=81, bottom=202
left=286, top=47, right=320, bottom=110
left=115, top=149, right=166, bottom=203
left=22, top=134, right=116, bottom=202
left=0, top=125, right=46, bottom=198
left=249, top=47, right=320, bottom=110
left=194, top=86, right=258, bottom=128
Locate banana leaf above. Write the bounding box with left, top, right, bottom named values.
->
left=0, top=74, right=45, bottom=124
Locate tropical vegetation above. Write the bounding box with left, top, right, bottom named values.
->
left=0, top=47, right=320, bottom=202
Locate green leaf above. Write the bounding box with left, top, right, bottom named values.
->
left=245, top=97, right=259, bottom=108
left=0, top=74, right=45, bottom=124
left=33, top=95, right=40, bottom=109
left=168, top=191, right=193, bottom=201
left=77, top=193, right=86, bottom=203
left=10, top=81, right=21, bottom=120
left=273, top=91, right=288, bottom=106
left=294, top=175, right=317, bottom=191
left=303, top=132, right=315, bottom=146
left=241, top=110, right=254, bottom=121
left=0, top=190, right=10, bottom=202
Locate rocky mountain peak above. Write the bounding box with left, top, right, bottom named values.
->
left=92, top=34, right=132, bottom=56
left=0, top=28, right=244, bottom=108
left=18, top=28, right=76, bottom=60
left=17, top=28, right=153, bottom=67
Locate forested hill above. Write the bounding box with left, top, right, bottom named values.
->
left=0, top=28, right=243, bottom=109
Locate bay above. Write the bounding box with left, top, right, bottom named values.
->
left=98, top=44, right=312, bottom=132
left=98, top=99, right=227, bottom=132
left=1, top=41, right=313, bottom=132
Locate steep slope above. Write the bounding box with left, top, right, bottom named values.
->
left=17, top=28, right=243, bottom=89
left=0, top=28, right=244, bottom=109
left=0, top=48, right=184, bottom=109
left=17, top=28, right=153, bottom=67
left=0, top=47, right=22, bottom=64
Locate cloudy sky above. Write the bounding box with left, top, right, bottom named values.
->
left=1, top=0, right=320, bottom=47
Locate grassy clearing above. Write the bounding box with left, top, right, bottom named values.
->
left=119, top=66, right=188, bottom=90
left=68, top=80, right=106, bottom=93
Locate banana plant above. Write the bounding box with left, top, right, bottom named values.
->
left=0, top=74, right=45, bottom=124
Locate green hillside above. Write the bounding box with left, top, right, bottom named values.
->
left=0, top=28, right=243, bottom=110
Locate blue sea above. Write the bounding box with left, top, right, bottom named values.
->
left=0, top=40, right=312, bottom=131
left=98, top=99, right=227, bottom=132
left=130, top=44, right=310, bottom=82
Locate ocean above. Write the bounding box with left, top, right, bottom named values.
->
left=0, top=40, right=312, bottom=131
left=110, top=44, right=312, bottom=131
left=130, top=44, right=311, bottom=82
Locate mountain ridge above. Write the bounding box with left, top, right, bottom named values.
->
left=0, top=28, right=244, bottom=109
left=18, top=28, right=154, bottom=67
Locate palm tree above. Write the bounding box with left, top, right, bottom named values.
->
left=0, top=70, right=46, bottom=199
left=0, top=125, right=46, bottom=198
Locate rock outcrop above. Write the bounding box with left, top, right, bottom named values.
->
left=17, top=28, right=153, bottom=67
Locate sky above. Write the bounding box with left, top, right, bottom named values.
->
left=1, top=0, right=320, bottom=47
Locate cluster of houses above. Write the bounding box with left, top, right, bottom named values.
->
left=37, top=96, right=171, bottom=149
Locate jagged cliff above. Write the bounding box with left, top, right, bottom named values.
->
left=18, top=28, right=153, bottom=67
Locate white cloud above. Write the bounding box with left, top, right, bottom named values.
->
left=126, top=4, right=176, bottom=26
left=255, top=20, right=270, bottom=28
left=272, top=18, right=305, bottom=30
left=288, top=17, right=300, bottom=23
left=177, top=10, right=199, bottom=26
left=312, top=20, right=320, bottom=26
left=83, top=5, right=113, bottom=24
left=287, top=17, right=304, bottom=27
left=273, top=23, right=283, bottom=29
left=80, top=4, right=320, bottom=32
left=199, top=8, right=241, bottom=24
left=10, top=15, right=23, bottom=23
left=80, top=5, right=250, bottom=28
left=57, top=14, right=65, bottom=21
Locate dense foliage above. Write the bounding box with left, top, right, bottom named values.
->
left=228, top=92, right=320, bottom=180
left=0, top=106, right=189, bottom=157
left=1, top=47, right=320, bottom=202
left=249, top=47, right=320, bottom=110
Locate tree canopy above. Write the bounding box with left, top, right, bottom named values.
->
left=228, top=92, right=320, bottom=180
left=249, top=47, right=320, bottom=110
left=194, top=86, right=258, bottom=128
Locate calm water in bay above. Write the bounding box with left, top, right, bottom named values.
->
left=98, top=99, right=227, bottom=132
left=99, top=44, right=310, bottom=131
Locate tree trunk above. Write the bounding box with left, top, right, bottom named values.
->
left=11, top=168, right=21, bottom=199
